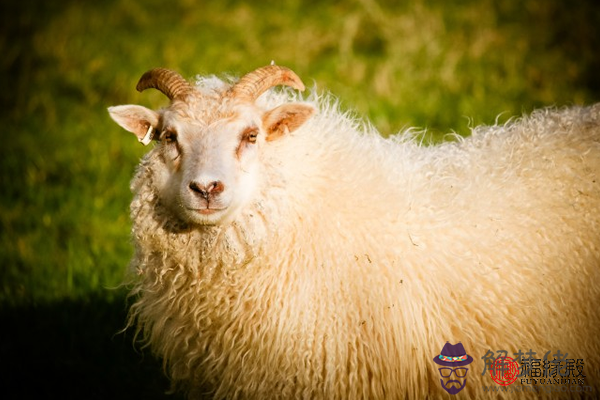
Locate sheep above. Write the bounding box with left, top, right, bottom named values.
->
left=108, top=65, right=600, bottom=399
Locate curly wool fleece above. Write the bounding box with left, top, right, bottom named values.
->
left=126, top=85, right=600, bottom=399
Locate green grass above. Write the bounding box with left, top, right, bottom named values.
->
left=1, top=0, right=599, bottom=397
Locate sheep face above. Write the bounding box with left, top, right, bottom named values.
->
left=152, top=103, right=264, bottom=226
left=108, top=66, right=314, bottom=226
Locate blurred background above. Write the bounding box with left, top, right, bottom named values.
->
left=1, top=0, right=599, bottom=398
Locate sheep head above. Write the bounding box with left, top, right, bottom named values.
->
left=108, top=66, right=315, bottom=225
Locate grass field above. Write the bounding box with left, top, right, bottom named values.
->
left=1, top=0, right=599, bottom=397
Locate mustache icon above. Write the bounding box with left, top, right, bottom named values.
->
left=443, top=380, right=463, bottom=388
left=440, top=378, right=467, bottom=395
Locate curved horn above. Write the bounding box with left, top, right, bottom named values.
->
left=136, top=68, right=196, bottom=101
left=230, top=65, right=305, bottom=102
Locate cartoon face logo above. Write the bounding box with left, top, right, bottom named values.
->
left=433, top=342, right=474, bottom=395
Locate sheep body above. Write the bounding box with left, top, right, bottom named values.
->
left=126, top=77, right=600, bottom=398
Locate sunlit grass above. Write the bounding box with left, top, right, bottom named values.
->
left=1, top=0, right=599, bottom=305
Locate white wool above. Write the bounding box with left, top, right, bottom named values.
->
left=125, top=78, right=600, bottom=399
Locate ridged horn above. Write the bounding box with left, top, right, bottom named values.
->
left=230, top=65, right=305, bottom=102
left=136, top=68, right=196, bottom=101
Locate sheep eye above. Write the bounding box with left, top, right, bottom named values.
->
left=162, top=130, right=177, bottom=143
left=242, top=127, right=259, bottom=144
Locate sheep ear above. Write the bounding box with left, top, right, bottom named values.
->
left=262, top=103, right=315, bottom=142
left=108, top=105, right=160, bottom=145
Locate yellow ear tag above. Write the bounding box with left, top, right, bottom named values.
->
left=140, top=125, right=154, bottom=146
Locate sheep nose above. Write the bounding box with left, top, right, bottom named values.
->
left=189, top=180, right=225, bottom=199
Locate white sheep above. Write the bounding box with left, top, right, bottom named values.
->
left=108, top=65, right=600, bottom=399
